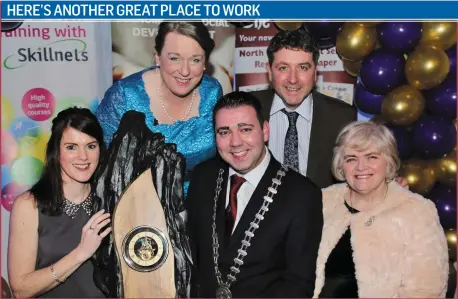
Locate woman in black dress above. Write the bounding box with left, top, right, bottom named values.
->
left=7, top=107, right=111, bottom=298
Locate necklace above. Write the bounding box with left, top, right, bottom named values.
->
left=349, top=184, right=389, bottom=227
left=156, top=83, right=196, bottom=123
left=212, top=166, right=288, bottom=298
left=62, top=192, right=93, bottom=219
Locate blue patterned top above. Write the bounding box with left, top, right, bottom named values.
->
left=96, top=66, right=223, bottom=194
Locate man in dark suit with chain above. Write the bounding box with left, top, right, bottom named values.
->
left=187, top=91, right=323, bottom=298
left=250, top=29, right=357, bottom=188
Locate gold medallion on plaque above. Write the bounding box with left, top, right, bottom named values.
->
left=122, top=226, right=169, bottom=272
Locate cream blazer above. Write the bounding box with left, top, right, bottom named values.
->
left=314, top=182, right=449, bottom=298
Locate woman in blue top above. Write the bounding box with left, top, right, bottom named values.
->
left=96, top=22, right=223, bottom=194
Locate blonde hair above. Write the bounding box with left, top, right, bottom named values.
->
left=331, top=121, right=400, bottom=182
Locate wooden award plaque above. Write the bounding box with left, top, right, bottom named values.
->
left=113, top=169, right=176, bottom=298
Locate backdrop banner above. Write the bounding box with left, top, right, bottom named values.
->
left=1, top=21, right=112, bottom=280
left=234, top=21, right=356, bottom=106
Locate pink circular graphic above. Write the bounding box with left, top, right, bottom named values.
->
left=22, top=88, right=55, bottom=121
left=1, top=130, right=18, bottom=164
left=1, top=182, right=28, bottom=212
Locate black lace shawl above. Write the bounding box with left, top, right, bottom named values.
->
left=92, top=111, right=191, bottom=298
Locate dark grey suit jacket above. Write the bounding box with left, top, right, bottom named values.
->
left=250, top=89, right=357, bottom=188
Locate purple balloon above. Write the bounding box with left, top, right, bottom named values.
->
left=428, top=183, right=457, bottom=230
left=412, top=116, right=456, bottom=159
left=424, top=75, right=457, bottom=118
left=354, top=82, right=384, bottom=114
left=360, top=49, right=405, bottom=94
left=377, top=22, right=422, bottom=53
left=446, top=45, right=456, bottom=78
left=305, top=22, right=343, bottom=40
left=385, top=124, right=414, bottom=160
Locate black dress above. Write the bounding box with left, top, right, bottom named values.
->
left=35, top=197, right=105, bottom=298
left=319, top=201, right=359, bottom=298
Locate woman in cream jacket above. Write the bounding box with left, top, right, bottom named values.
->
left=314, top=121, right=449, bottom=298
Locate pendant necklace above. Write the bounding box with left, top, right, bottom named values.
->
left=349, top=185, right=388, bottom=227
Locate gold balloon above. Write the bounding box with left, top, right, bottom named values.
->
left=274, top=22, right=304, bottom=30
left=399, top=159, right=436, bottom=195
left=405, top=45, right=450, bottom=90
left=342, top=59, right=362, bottom=77
left=445, top=228, right=457, bottom=261
left=381, top=85, right=425, bottom=126
left=336, top=23, right=377, bottom=61
left=435, top=148, right=457, bottom=187
left=420, top=22, right=457, bottom=50
left=445, top=228, right=457, bottom=247
left=357, top=22, right=380, bottom=27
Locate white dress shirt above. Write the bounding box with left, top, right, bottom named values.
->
left=268, top=93, right=313, bottom=177
left=225, top=148, right=271, bottom=232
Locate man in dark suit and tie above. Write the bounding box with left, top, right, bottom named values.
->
left=251, top=29, right=357, bottom=188
left=187, top=91, right=323, bottom=298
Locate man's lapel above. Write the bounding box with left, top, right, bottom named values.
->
left=306, top=91, right=327, bottom=182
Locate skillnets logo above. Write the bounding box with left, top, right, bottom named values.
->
left=2, top=24, right=89, bottom=70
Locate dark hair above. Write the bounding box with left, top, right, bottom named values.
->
left=155, top=22, right=215, bottom=61
left=213, top=91, right=265, bottom=128
left=267, top=28, right=320, bottom=65
left=29, top=107, right=106, bottom=216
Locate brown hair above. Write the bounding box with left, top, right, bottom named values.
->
left=155, top=22, right=215, bottom=61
